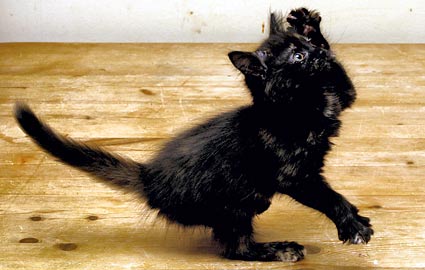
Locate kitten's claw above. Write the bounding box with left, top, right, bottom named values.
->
left=338, top=215, right=374, bottom=244
left=287, top=14, right=298, bottom=21
left=350, top=232, right=367, bottom=245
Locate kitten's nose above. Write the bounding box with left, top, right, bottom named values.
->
left=318, top=49, right=334, bottom=60
left=319, top=49, right=327, bottom=56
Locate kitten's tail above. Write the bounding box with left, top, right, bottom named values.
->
left=13, top=102, right=144, bottom=191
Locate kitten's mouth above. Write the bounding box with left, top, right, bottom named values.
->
left=308, top=59, right=332, bottom=76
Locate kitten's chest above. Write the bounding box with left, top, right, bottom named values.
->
left=259, top=128, right=331, bottom=178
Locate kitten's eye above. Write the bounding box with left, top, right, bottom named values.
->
left=293, top=52, right=305, bottom=62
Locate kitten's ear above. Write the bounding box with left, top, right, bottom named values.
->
left=228, top=51, right=268, bottom=79
left=270, top=12, right=285, bottom=35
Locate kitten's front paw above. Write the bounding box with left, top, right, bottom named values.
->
left=286, top=8, right=330, bottom=49
left=338, top=215, right=374, bottom=244
left=287, top=7, right=322, bottom=36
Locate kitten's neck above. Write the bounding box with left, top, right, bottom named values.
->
left=253, top=103, right=340, bottom=140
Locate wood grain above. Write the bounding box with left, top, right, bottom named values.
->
left=1, top=43, right=425, bottom=269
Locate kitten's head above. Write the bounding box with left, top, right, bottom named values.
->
left=228, top=15, right=355, bottom=117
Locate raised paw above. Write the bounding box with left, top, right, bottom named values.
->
left=286, top=7, right=329, bottom=49
left=287, top=8, right=321, bottom=35
left=338, top=215, right=374, bottom=244
left=254, top=241, right=306, bottom=262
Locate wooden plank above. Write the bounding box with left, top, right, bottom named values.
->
left=1, top=43, right=425, bottom=269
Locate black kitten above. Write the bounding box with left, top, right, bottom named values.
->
left=14, top=8, right=372, bottom=262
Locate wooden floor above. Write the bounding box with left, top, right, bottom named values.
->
left=1, top=43, right=425, bottom=270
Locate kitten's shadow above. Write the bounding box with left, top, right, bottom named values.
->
left=53, top=222, right=219, bottom=258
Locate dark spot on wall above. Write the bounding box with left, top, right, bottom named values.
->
left=406, top=161, right=414, bottom=165
left=56, top=243, right=78, bottom=251
left=19, top=237, right=40, bottom=243
left=261, top=22, right=265, bottom=33
left=30, top=216, right=44, bottom=221
left=189, top=11, right=194, bottom=15
left=140, top=89, right=155, bottom=95
left=304, top=245, right=321, bottom=255
left=410, top=8, right=413, bottom=12
left=86, top=215, right=99, bottom=221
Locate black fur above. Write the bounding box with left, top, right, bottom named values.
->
left=14, top=8, right=372, bottom=262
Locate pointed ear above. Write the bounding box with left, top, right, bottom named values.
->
left=228, top=51, right=267, bottom=79
left=270, top=12, right=285, bottom=35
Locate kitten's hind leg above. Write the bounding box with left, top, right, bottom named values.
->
left=252, top=242, right=306, bottom=262
left=287, top=7, right=330, bottom=49
left=213, top=221, right=305, bottom=262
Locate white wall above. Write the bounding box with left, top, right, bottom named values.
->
left=1, top=0, right=424, bottom=43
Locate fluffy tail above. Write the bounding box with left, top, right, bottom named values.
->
left=13, top=102, right=144, bottom=191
